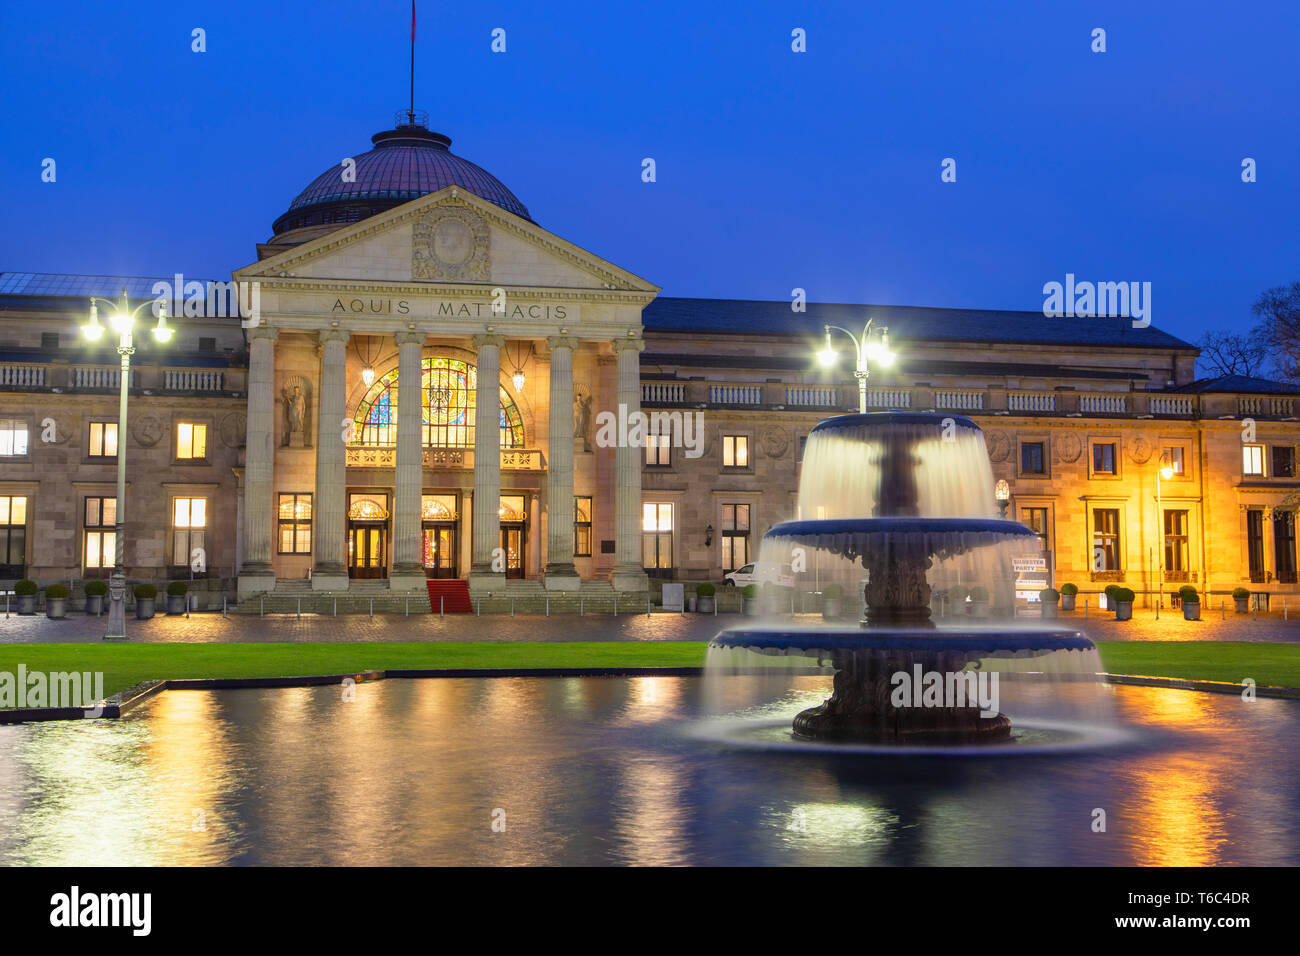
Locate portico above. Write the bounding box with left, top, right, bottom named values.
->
left=233, top=185, right=657, bottom=601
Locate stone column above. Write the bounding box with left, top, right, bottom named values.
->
left=469, top=333, right=506, bottom=591
left=611, top=337, right=649, bottom=592
left=312, top=328, right=350, bottom=591
left=544, top=335, right=581, bottom=590
left=237, top=326, right=278, bottom=600
left=390, top=329, right=426, bottom=592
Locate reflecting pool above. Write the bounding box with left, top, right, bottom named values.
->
left=0, top=677, right=1296, bottom=866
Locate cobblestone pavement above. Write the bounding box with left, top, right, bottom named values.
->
left=2, top=606, right=1298, bottom=644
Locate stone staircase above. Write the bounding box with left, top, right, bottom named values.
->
left=235, top=579, right=432, bottom=615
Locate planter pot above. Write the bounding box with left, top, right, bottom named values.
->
left=821, top=599, right=841, bottom=620
left=136, top=598, right=155, bottom=620
left=1060, top=594, right=1076, bottom=611
left=1115, top=601, right=1133, bottom=621
left=1041, top=602, right=1058, bottom=618
left=969, top=601, right=990, bottom=619
left=1183, top=602, right=1201, bottom=621
left=85, top=594, right=104, bottom=615
left=1234, top=598, right=1249, bottom=614
left=686, top=596, right=698, bottom=613
left=696, top=596, right=715, bottom=614
left=742, top=598, right=760, bottom=617
left=46, top=598, right=66, bottom=619
left=16, top=594, right=36, bottom=615
left=166, top=594, right=187, bottom=615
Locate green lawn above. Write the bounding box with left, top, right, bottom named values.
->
left=0, top=640, right=1297, bottom=708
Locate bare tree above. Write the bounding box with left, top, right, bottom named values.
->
left=1197, top=329, right=1268, bottom=378
left=1252, top=281, right=1300, bottom=383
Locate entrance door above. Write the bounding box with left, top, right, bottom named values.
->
left=422, top=523, right=458, bottom=578
left=500, top=524, right=525, bottom=579
left=349, top=524, right=387, bottom=578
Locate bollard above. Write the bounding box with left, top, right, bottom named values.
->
left=1285, top=597, right=1288, bottom=621
left=1083, top=599, right=1088, bottom=620
left=260, top=594, right=264, bottom=617
left=405, top=595, right=410, bottom=617
left=580, top=595, right=584, bottom=617
left=511, top=597, right=515, bottom=618
left=333, top=596, right=337, bottom=617
left=369, top=597, right=373, bottom=619
left=297, top=597, right=301, bottom=620
left=647, top=596, right=651, bottom=617
left=222, top=595, right=227, bottom=618
left=440, top=595, right=444, bottom=618
left=1221, top=599, right=1225, bottom=621
left=1253, top=601, right=1257, bottom=621
left=614, top=593, right=618, bottom=616
left=477, top=596, right=481, bottom=616
left=546, top=594, right=549, bottom=617
left=714, top=596, right=717, bottom=616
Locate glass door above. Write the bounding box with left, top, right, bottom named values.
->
left=422, top=524, right=458, bottom=578
left=500, top=525, right=524, bottom=579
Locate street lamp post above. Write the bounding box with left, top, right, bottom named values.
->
left=1156, top=457, right=1174, bottom=611
left=83, top=289, right=173, bottom=639
left=817, top=318, right=896, bottom=413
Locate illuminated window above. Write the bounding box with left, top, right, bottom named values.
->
left=88, top=422, right=118, bottom=458
left=352, top=356, right=524, bottom=448
left=1092, top=508, right=1121, bottom=572
left=1243, top=444, right=1265, bottom=477
left=1164, top=509, right=1188, bottom=577
left=1020, top=441, right=1046, bottom=475
left=0, top=420, right=28, bottom=457
left=721, top=503, right=750, bottom=571
left=574, top=496, right=592, bottom=557
left=642, top=502, right=673, bottom=572
left=722, top=435, right=749, bottom=469
left=645, top=433, right=671, bottom=466
left=172, top=497, right=207, bottom=569
left=84, top=496, right=117, bottom=570
left=1091, top=442, right=1117, bottom=476
left=277, top=493, right=312, bottom=554
left=1162, top=445, right=1185, bottom=475
left=0, top=495, right=28, bottom=576
left=1021, top=507, right=1050, bottom=557
left=176, top=423, right=208, bottom=459
left=499, top=495, right=526, bottom=522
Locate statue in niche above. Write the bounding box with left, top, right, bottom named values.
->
left=574, top=391, right=593, bottom=453
left=281, top=383, right=307, bottom=448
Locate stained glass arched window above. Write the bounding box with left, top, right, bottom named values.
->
left=353, top=356, right=524, bottom=448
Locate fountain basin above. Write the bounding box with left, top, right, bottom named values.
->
left=711, top=626, right=1095, bottom=656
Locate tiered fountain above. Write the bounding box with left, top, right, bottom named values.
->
left=708, top=411, right=1100, bottom=745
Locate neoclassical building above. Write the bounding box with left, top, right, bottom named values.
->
left=1, top=115, right=1298, bottom=610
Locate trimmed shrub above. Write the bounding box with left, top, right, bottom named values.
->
left=1113, top=587, right=1135, bottom=603
left=948, top=585, right=969, bottom=602
left=1179, top=585, right=1199, bottom=603
left=1040, top=587, right=1060, bottom=602
left=45, top=584, right=69, bottom=599
left=14, top=579, right=37, bottom=596
left=695, top=582, right=716, bottom=597
left=1103, top=584, right=1120, bottom=601
left=166, top=581, right=189, bottom=596
left=134, top=583, right=158, bottom=600
left=1059, top=583, right=1079, bottom=596
left=84, top=580, right=109, bottom=596
left=1231, top=587, right=1250, bottom=600
left=821, top=583, right=843, bottom=600
left=969, top=586, right=989, bottom=602
left=741, top=584, right=759, bottom=599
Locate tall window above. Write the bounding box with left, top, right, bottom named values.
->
left=84, top=496, right=116, bottom=571
left=641, top=502, right=673, bottom=574
left=1274, top=511, right=1297, bottom=584
left=1091, top=442, right=1117, bottom=475
left=1247, top=509, right=1265, bottom=583
left=645, top=433, right=671, bottom=466
left=1243, top=444, right=1265, bottom=477
left=721, top=503, right=750, bottom=571
left=1163, top=509, right=1188, bottom=579
left=1092, top=508, right=1121, bottom=573
left=352, top=356, right=524, bottom=448
left=173, top=497, right=207, bottom=570
left=574, top=496, right=592, bottom=557
left=722, top=435, right=749, bottom=469
left=0, top=420, right=28, bottom=457
left=1163, top=446, right=1185, bottom=475
left=88, top=422, right=118, bottom=458
left=1021, top=507, right=1050, bottom=557
left=277, top=493, right=312, bottom=554
left=176, top=422, right=207, bottom=459
left=0, top=495, right=27, bottom=576
left=1271, top=445, right=1295, bottom=478
left=1020, top=442, right=1046, bottom=475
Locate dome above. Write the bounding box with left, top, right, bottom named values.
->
left=268, top=115, right=531, bottom=248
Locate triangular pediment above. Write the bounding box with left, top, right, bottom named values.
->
left=235, top=187, right=658, bottom=296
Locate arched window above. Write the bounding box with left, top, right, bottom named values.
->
left=353, top=356, right=524, bottom=448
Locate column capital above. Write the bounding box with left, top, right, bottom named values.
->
left=473, top=333, right=506, bottom=350
left=319, top=327, right=350, bottom=345
left=612, top=336, right=644, bottom=355
left=248, top=325, right=279, bottom=342
left=546, top=334, right=580, bottom=353
left=394, top=329, right=426, bottom=346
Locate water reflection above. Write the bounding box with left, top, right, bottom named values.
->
left=0, top=679, right=1296, bottom=865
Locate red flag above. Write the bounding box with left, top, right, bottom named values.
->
left=411, top=1, right=416, bottom=43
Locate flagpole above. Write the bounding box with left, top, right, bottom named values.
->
left=409, top=1, right=416, bottom=124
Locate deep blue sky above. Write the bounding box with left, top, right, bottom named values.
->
left=3, top=0, right=1297, bottom=345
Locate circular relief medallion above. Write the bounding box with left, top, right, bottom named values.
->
left=1129, top=436, right=1152, bottom=464
left=412, top=206, right=491, bottom=281
left=986, top=430, right=1011, bottom=462
left=132, top=413, right=164, bottom=448
left=760, top=426, right=790, bottom=459
left=1057, top=432, right=1083, bottom=463
left=219, top=412, right=246, bottom=449
left=433, top=219, right=473, bottom=265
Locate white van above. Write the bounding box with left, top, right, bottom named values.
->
left=724, top=562, right=796, bottom=589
